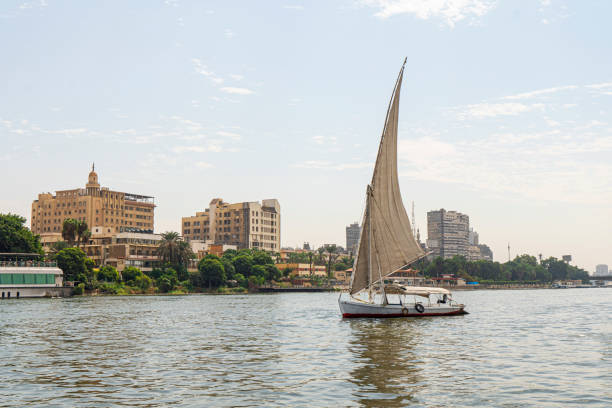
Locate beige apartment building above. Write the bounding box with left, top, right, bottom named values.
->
left=83, top=232, right=162, bottom=272
left=275, top=263, right=326, bottom=277
left=31, top=166, right=155, bottom=236
left=182, top=198, right=280, bottom=251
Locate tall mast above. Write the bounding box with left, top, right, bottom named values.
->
left=367, top=186, right=373, bottom=303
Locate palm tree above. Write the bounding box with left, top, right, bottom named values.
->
left=61, top=219, right=78, bottom=246
left=324, top=244, right=339, bottom=278
left=158, top=231, right=194, bottom=268
left=61, top=218, right=91, bottom=248
left=78, top=228, right=91, bottom=248
left=76, top=221, right=91, bottom=248
left=308, top=252, right=314, bottom=275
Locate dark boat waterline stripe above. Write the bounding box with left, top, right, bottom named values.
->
left=342, top=310, right=468, bottom=318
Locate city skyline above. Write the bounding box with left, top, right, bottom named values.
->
left=1, top=1, right=611, bottom=271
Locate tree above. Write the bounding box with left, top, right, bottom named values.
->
left=233, top=254, right=254, bottom=277
left=157, top=268, right=178, bottom=293
left=78, top=227, right=91, bottom=248
left=252, top=250, right=274, bottom=266
left=61, top=219, right=78, bottom=247
left=221, top=258, right=235, bottom=280
left=0, top=213, right=43, bottom=255
left=122, top=266, right=142, bottom=283
left=324, top=244, right=339, bottom=278
left=222, top=249, right=238, bottom=260
left=61, top=218, right=91, bottom=248
left=84, top=258, right=96, bottom=289
left=134, top=274, right=152, bottom=291
left=251, top=265, right=267, bottom=280
left=158, top=231, right=194, bottom=271
left=55, top=247, right=88, bottom=282
left=264, top=264, right=281, bottom=281
left=234, top=273, right=247, bottom=288
left=50, top=240, right=70, bottom=255
left=97, top=265, right=120, bottom=282
left=198, top=258, right=226, bottom=289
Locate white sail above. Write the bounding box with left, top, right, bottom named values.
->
left=350, top=61, right=425, bottom=295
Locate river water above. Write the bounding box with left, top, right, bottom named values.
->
left=0, top=288, right=611, bottom=407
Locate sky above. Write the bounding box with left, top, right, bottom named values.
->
left=1, top=0, right=611, bottom=272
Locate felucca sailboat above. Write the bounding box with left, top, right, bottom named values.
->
left=338, top=60, right=467, bottom=318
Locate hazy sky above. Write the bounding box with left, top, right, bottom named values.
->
left=1, top=0, right=611, bottom=272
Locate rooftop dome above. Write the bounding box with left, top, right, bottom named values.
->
left=87, top=163, right=99, bottom=186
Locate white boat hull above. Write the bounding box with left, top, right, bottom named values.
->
left=339, top=298, right=467, bottom=318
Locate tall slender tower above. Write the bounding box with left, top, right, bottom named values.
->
left=508, top=243, right=511, bottom=262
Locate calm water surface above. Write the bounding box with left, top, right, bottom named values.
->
left=1, top=289, right=611, bottom=407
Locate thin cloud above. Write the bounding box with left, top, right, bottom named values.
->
left=456, top=102, right=544, bottom=119
left=292, top=160, right=372, bottom=171
left=360, top=0, right=497, bottom=27
left=217, top=131, right=241, bottom=140
left=192, top=58, right=224, bottom=84
left=502, top=85, right=578, bottom=100
left=220, top=87, right=254, bottom=95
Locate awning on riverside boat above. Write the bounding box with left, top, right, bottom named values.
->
left=384, top=284, right=451, bottom=298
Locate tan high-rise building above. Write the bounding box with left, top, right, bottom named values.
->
left=426, top=209, right=469, bottom=259
left=31, top=165, right=155, bottom=236
left=182, top=198, right=280, bottom=251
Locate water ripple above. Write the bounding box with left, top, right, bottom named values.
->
left=0, top=289, right=611, bottom=407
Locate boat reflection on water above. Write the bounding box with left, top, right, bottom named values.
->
left=347, top=319, right=424, bottom=407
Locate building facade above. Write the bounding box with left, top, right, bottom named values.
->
left=468, top=228, right=479, bottom=245
left=182, top=198, right=280, bottom=251
left=31, top=166, right=155, bottom=236
left=82, top=232, right=162, bottom=272
left=595, top=264, right=609, bottom=276
left=426, top=209, right=470, bottom=259
left=275, top=263, right=326, bottom=277
left=346, top=222, right=360, bottom=256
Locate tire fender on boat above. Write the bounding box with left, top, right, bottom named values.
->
left=415, top=303, right=425, bottom=313
left=402, top=307, right=409, bottom=316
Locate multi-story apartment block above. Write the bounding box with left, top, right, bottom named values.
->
left=31, top=166, right=155, bottom=236
left=346, top=222, right=360, bottom=256
left=182, top=198, right=280, bottom=251
left=275, top=263, right=326, bottom=277
left=83, top=231, right=161, bottom=272
left=426, top=209, right=469, bottom=259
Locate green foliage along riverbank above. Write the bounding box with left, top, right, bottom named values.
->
left=413, top=254, right=590, bottom=284
left=58, top=246, right=283, bottom=296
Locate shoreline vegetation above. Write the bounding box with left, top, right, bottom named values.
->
left=1, top=214, right=596, bottom=298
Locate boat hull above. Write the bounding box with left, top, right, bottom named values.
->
left=339, top=298, right=467, bottom=318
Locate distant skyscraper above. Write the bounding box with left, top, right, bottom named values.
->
left=346, top=222, right=360, bottom=255
left=426, top=209, right=469, bottom=259
left=468, top=228, right=479, bottom=245
left=595, top=264, right=609, bottom=276
left=303, top=242, right=311, bottom=251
